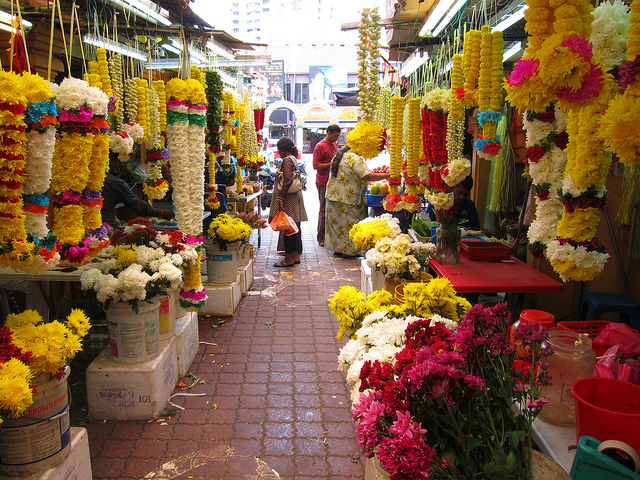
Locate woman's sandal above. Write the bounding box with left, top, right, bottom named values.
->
left=273, top=260, right=295, bottom=267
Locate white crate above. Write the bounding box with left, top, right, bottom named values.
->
left=199, top=277, right=241, bottom=316
left=237, top=260, right=254, bottom=296
left=1, top=428, right=92, bottom=480
left=86, top=338, right=178, bottom=421
left=175, top=312, right=199, bottom=377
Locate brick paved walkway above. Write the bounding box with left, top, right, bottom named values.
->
left=84, top=225, right=366, bottom=479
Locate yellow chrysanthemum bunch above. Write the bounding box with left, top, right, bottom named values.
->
left=395, top=278, right=472, bottom=322
left=347, top=121, right=386, bottom=160
left=112, top=245, right=138, bottom=270
left=0, top=358, right=34, bottom=421
left=6, top=309, right=90, bottom=377
left=349, top=220, right=392, bottom=251
left=329, top=285, right=394, bottom=340
left=207, top=214, right=252, bottom=249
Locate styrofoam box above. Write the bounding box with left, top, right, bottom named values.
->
left=1, top=428, right=92, bottom=480
left=237, top=266, right=248, bottom=296
left=175, top=312, right=199, bottom=377
left=86, top=338, right=178, bottom=421
left=360, top=259, right=373, bottom=295
left=199, top=276, right=241, bottom=316
left=237, top=260, right=254, bottom=296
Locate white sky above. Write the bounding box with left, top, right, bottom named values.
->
left=191, top=0, right=385, bottom=45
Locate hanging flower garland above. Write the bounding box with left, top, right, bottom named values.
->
left=505, top=0, right=605, bottom=113
left=476, top=27, right=503, bottom=159
left=403, top=97, right=421, bottom=212
left=254, top=97, right=265, bottom=144
left=376, top=85, right=392, bottom=129
left=205, top=72, right=223, bottom=209
left=522, top=106, right=568, bottom=259
left=49, top=78, right=94, bottom=259
left=446, top=53, right=469, bottom=191
left=0, top=72, right=35, bottom=269
left=22, top=73, right=57, bottom=248
left=166, top=78, right=207, bottom=310
left=143, top=84, right=168, bottom=200
left=462, top=30, right=481, bottom=108
left=124, top=77, right=138, bottom=124
left=109, top=53, right=124, bottom=131
left=384, top=96, right=403, bottom=211
left=547, top=77, right=615, bottom=282
left=96, top=48, right=112, bottom=98
left=135, top=77, right=150, bottom=144
left=600, top=0, right=639, bottom=165
left=82, top=68, right=111, bottom=232
left=356, top=7, right=381, bottom=122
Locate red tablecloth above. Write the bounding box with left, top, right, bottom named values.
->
left=430, top=255, right=564, bottom=293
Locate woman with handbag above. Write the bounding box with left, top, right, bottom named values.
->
left=269, top=137, right=307, bottom=267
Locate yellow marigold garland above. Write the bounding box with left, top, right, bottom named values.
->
left=96, top=48, right=112, bottom=97
left=384, top=96, right=403, bottom=211
left=462, top=30, right=481, bottom=108
left=135, top=77, right=150, bottom=143
left=0, top=72, right=34, bottom=268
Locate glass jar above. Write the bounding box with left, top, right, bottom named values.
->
left=434, top=222, right=461, bottom=264
left=538, top=330, right=596, bottom=427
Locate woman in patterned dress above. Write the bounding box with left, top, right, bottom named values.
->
left=269, top=137, right=307, bottom=267
left=325, top=146, right=389, bottom=257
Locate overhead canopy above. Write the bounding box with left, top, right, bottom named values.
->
left=333, top=87, right=359, bottom=107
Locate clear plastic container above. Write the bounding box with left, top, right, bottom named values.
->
left=538, top=330, right=596, bottom=427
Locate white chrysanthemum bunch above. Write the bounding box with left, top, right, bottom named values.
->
left=422, top=87, right=451, bottom=112
left=590, top=0, right=630, bottom=71
left=365, top=233, right=435, bottom=280
left=338, top=312, right=457, bottom=403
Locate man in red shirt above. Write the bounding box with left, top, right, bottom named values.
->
left=312, top=124, right=341, bottom=247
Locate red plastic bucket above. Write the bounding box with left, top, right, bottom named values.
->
left=572, top=377, right=640, bottom=453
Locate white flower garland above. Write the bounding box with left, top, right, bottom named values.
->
left=523, top=107, right=568, bottom=257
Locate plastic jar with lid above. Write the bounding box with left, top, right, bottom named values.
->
left=537, top=330, right=596, bottom=427
left=511, top=309, right=555, bottom=359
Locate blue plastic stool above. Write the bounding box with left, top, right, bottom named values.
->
left=579, top=292, right=640, bottom=331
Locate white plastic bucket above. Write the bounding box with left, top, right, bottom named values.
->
left=107, top=299, right=160, bottom=364
left=159, top=289, right=177, bottom=340
left=0, top=367, right=71, bottom=477
left=237, top=243, right=250, bottom=267
left=205, top=240, right=239, bottom=284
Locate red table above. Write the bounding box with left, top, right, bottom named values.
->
left=429, top=255, right=564, bottom=293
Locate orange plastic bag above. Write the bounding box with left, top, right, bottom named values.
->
left=270, top=210, right=295, bottom=232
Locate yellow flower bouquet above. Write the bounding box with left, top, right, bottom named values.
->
left=5, top=309, right=90, bottom=379
left=349, top=214, right=401, bottom=252
left=207, top=214, right=253, bottom=250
